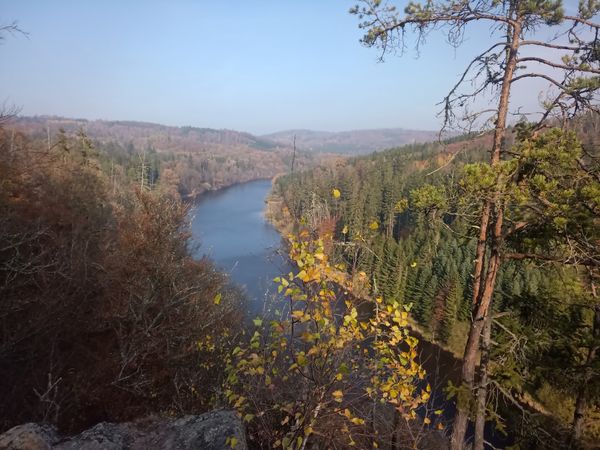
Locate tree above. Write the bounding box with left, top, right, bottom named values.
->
left=222, top=233, right=437, bottom=449
left=0, top=21, right=26, bottom=127
left=351, top=1, right=600, bottom=448
left=499, top=128, right=600, bottom=443
left=439, top=277, right=463, bottom=344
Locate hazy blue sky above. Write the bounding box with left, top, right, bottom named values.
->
left=0, top=1, right=572, bottom=134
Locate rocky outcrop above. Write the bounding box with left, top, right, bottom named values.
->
left=0, top=410, right=246, bottom=450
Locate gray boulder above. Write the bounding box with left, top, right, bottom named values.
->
left=0, top=424, right=58, bottom=450
left=0, top=410, right=246, bottom=450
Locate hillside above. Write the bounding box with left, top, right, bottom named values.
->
left=14, top=116, right=280, bottom=154
left=9, top=116, right=318, bottom=198
left=0, top=125, right=246, bottom=432
left=262, top=127, right=450, bottom=155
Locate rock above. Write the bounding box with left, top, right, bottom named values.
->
left=151, top=412, right=247, bottom=450
left=0, top=410, right=247, bottom=450
left=53, top=423, right=134, bottom=450
left=0, top=423, right=58, bottom=450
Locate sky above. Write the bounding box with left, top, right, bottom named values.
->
left=0, top=0, right=579, bottom=135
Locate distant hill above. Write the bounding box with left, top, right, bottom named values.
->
left=14, top=116, right=280, bottom=154
left=262, top=128, right=450, bottom=155
left=14, top=118, right=449, bottom=157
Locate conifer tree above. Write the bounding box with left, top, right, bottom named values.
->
left=351, top=1, right=600, bottom=448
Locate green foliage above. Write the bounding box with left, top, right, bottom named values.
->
left=579, top=0, right=600, bottom=19
left=274, top=124, right=600, bottom=443
left=410, top=184, right=447, bottom=213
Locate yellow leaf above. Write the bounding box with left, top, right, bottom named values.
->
left=297, top=270, right=308, bottom=282
left=297, top=353, right=307, bottom=367
left=424, top=417, right=431, bottom=425
left=213, top=293, right=222, bottom=305
left=369, top=220, right=379, bottom=230
left=332, top=390, right=344, bottom=402
left=410, top=261, right=417, bottom=268
left=342, top=225, right=348, bottom=234
left=332, top=188, right=341, bottom=198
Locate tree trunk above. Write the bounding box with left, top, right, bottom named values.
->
left=450, top=14, right=521, bottom=449
left=474, top=312, right=493, bottom=450
left=450, top=240, right=502, bottom=450
left=472, top=203, right=491, bottom=307
left=449, top=205, right=490, bottom=450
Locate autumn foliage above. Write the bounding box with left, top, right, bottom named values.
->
left=0, top=127, right=243, bottom=432
left=220, top=231, right=441, bottom=449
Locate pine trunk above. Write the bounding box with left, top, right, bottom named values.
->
left=474, top=313, right=493, bottom=450
left=450, top=14, right=521, bottom=444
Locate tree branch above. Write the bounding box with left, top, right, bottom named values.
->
left=520, top=40, right=593, bottom=51
left=517, top=56, right=600, bottom=75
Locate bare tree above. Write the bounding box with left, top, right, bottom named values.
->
left=0, top=21, right=27, bottom=128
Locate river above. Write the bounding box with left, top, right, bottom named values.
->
left=189, top=179, right=293, bottom=317
left=189, top=178, right=513, bottom=448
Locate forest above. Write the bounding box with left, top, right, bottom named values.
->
left=2, top=0, right=600, bottom=449
left=271, top=114, right=600, bottom=448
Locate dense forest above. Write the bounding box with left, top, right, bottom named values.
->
left=0, top=121, right=447, bottom=449
left=270, top=114, right=600, bottom=448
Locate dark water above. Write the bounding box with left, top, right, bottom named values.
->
left=189, top=179, right=293, bottom=316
